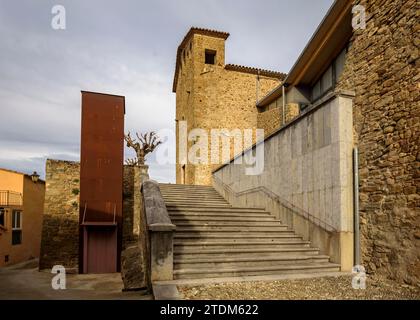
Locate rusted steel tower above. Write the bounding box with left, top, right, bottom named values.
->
left=79, top=91, right=125, bottom=274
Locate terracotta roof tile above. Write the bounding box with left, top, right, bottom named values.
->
left=172, top=28, right=286, bottom=92
left=225, top=64, right=286, bottom=79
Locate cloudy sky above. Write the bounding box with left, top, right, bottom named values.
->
left=0, top=0, right=333, bottom=182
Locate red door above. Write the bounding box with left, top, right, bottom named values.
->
left=84, top=226, right=117, bottom=274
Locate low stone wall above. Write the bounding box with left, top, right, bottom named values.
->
left=121, top=165, right=150, bottom=292
left=142, top=180, right=176, bottom=282
left=213, top=93, right=355, bottom=271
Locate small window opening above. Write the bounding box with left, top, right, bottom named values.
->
left=12, top=210, right=22, bottom=245
left=205, top=49, right=216, bottom=65
left=0, top=207, right=5, bottom=227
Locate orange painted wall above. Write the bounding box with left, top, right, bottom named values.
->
left=0, top=169, right=45, bottom=267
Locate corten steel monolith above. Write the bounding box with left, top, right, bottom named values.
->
left=79, top=91, right=125, bottom=274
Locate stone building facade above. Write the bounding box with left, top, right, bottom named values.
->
left=39, top=159, right=142, bottom=271
left=173, top=28, right=285, bottom=185
left=335, top=0, right=419, bottom=284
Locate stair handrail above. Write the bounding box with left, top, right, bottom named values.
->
left=212, top=175, right=337, bottom=232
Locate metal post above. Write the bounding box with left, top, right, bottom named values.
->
left=353, top=147, right=360, bottom=266
left=282, top=85, right=286, bottom=125
left=256, top=71, right=260, bottom=104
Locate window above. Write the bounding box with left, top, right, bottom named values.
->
left=0, top=207, right=4, bottom=228
left=205, top=49, right=216, bottom=65
left=312, top=80, right=321, bottom=100
left=334, top=48, right=346, bottom=81
left=12, top=210, right=22, bottom=245
left=321, top=65, right=333, bottom=92
left=311, top=47, right=347, bottom=102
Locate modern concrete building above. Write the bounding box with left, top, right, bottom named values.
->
left=0, top=168, right=45, bottom=267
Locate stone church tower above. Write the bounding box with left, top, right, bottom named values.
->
left=173, top=27, right=285, bottom=185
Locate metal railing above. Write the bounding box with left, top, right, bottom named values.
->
left=213, top=175, right=337, bottom=232
left=0, top=190, right=23, bottom=206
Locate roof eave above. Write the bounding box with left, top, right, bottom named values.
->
left=257, top=0, right=353, bottom=107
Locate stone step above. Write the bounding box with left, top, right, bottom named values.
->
left=159, top=182, right=213, bottom=189
left=161, top=183, right=340, bottom=281
left=160, top=188, right=222, bottom=193
left=166, top=202, right=232, bottom=208
left=174, top=255, right=331, bottom=269
left=167, top=207, right=268, bottom=213
left=175, top=226, right=291, bottom=232
left=173, top=263, right=341, bottom=279
left=164, top=198, right=225, bottom=203
left=174, top=247, right=320, bottom=259
left=174, top=233, right=302, bottom=239
left=172, top=221, right=288, bottom=227
left=161, top=192, right=220, bottom=197
left=164, top=199, right=229, bottom=205
left=174, top=240, right=311, bottom=250
left=161, top=194, right=226, bottom=200
left=159, top=185, right=214, bottom=191
left=170, top=216, right=277, bottom=222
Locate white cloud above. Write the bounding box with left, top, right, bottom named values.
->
left=0, top=0, right=333, bottom=182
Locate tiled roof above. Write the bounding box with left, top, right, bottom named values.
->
left=172, top=27, right=230, bottom=92
left=0, top=167, right=45, bottom=183
left=225, top=64, right=286, bottom=79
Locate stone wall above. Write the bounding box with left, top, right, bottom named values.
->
left=123, top=165, right=140, bottom=248
left=39, top=159, right=80, bottom=271
left=175, top=32, right=282, bottom=185
left=257, top=103, right=301, bottom=136
left=336, top=0, right=419, bottom=284
left=257, top=108, right=282, bottom=137
left=213, top=93, right=355, bottom=270
left=40, top=160, right=141, bottom=272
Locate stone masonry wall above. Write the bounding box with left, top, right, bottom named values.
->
left=337, top=0, right=419, bottom=284
left=258, top=103, right=301, bottom=137
left=39, top=159, right=80, bottom=271
left=257, top=107, right=282, bottom=137
left=40, top=160, right=139, bottom=271
left=175, top=32, right=281, bottom=185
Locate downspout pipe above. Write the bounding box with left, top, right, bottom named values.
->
left=353, top=147, right=360, bottom=266
left=282, top=84, right=286, bottom=125
left=256, top=71, right=260, bottom=104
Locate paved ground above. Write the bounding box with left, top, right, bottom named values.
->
left=0, top=260, right=152, bottom=300
left=179, top=274, right=420, bottom=300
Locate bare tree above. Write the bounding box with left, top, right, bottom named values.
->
left=125, top=157, right=138, bottom=166
left=124, top=131, right=162, bottom=165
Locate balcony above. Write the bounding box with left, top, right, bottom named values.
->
left=0, top=191, right=23, bottom=206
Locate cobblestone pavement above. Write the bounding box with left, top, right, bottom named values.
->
left=179, top=275, right=420, bottom=300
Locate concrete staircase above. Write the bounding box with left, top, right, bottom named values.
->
left=159, top=183, right=340, bottom=280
